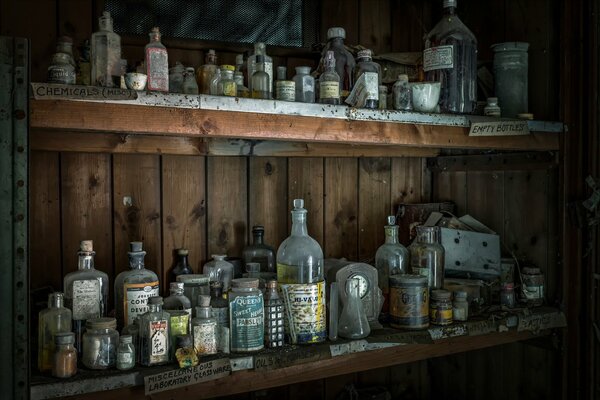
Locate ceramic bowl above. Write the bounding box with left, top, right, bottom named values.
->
left=411, top=82, right=441, bottom=112
left=124, top=72, right=147, bottom=91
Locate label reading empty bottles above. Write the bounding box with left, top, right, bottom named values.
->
left=423, top=45, right=454, bottom=72
left=469, top=120, right=530, bottom=136
left=72, top=279, right=101, bottom=320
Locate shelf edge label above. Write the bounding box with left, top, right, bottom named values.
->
left=31, top=82, right=138, bottom=100
left=469, top=119, right=530, bottom=136
left=144, top=358, right=231, bottom=395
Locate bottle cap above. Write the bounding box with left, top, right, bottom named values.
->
left=198, top=295, right=211, bottom=307
left=148, top=296, right=163, bottom=305
left=357, top=49, right=372, bottom=59
left=220, top=64, right=235, bottom=71
left=185, top=67, right=195, bottom=74
left=120, top=334, right=133, bottom=344
left=211, top=254, right=227, bottom=261
left=207, top=49, right=216, bottom=56
left=327, top=27, right=346, bottom=40
left=129, top=241, right=144, bottom=253
left=266, top=280, right=278, bottom=289
left=431, top=289, right=452, bottom=300
left=443, top=0, right=457, bottom=8
left=295, top=66, right=312, bottom=74
left=397, top=74, right=409, bottom=82
left=254, top=42, right=266, bottom=53
left=386, top=215, right=396, bottom=225
left=293, top=198, right=304, bottom=209
left=390, top=274, right=428, bottom=286
left=232, top=278, right=260, bottom=289
left=49, top=292, right=64, bottom=308
left=246, top=262, right=260, bottom=273
left=178, top=248, right=189, bottom=256
left=80, top=240, right=94, bottom=252
left=176, top=334, right=193, bottom=348
left=379, top=85, right=387, bottom=93
left=150, top=27, right=160, bottom=34
left=54, top=332, right=75, bottom=345
left=170, top=282, right=184, bottom=291
left=252, top=225, right=265, bottom=233
left=86, top=317, right=117, bottom=330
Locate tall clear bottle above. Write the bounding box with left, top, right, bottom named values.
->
left=139, top=296, right=170, bottom=366
left=63, top=240, right=109, bottom=357
left=38, top=292, right=72, bottom=372
left=114, top=242, right=160, bottom=330
left=375, top=216, right=409, bottom=320
left=247, top=42, right=273, bottom=96
left=243, top=225, right=276, bottom=273
left=90, top=11, right=121, bottom=87
left=319, top=51, right=341, bottom=105
left=196, top=49, right=218, bottom=94
left=251, top=55, right=271, bottom=99
left=319, top=27, right=355, bottom=98
left=145, top=27, right=169, bottom=92
left=409, top=226, right=445, bottom=289
left=424, top=0, right=477, bottom=114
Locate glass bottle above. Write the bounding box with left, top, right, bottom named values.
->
left=247, top=42, right=273, bottom=95
left=264, top=280, right=284, bottom=348
left=164, top=282, right=192, bottom=316
left=338, top=278, right=370, bottom=339
left=424, top=0, right=477, bottom=114
left=243, top=225, right=276, bottom=273
left=501, top=282, right=516, bottom=308
left=52, top=332, right=77, bottom=378
left=234, top=71, right=250, bottom=98
left=145, top=27, right=169, bottom=92
left=209, top=68, right=221, bottom=95
left=430, top=289, right=453, bottom=325
left=275, top=66, right=295, bottom=101
left=293, top=66, right=315, bottom=103
left=171, top=248, right=193, bottom=284
left=177, top=274, right=210, bottom=315
left=378, top=85, right=388, bottom=109
left=452, top=290, right=469, bottom=321
left=320, top=27, right=355, bottom=98
left=175, top=334, right=199, bottom=368
left=197, top=49, right=218, bottom=94
left=48, top=52, right=76, bottom=85
left=354, top=49, right=381, bottom=109
left=91, top=11, right=121, bottom=87
left=319, top=51, right=341, bottom=105
left=218, top=65, right=237, bottom=96
left=229, top=278, right=264, bottom=352
left=375, top=216, right=410, bottom=320
left=168, top=61, right=185, bottom=93
left=38, top=292, right=72, bottom=373
left=251, top=55, right=271, bottom=99
left=56, top=36, right=76, bottom=67
left=63, top=240, right=109, bottom=357
left=182, top=67, right=199, bottom=94
left=409, top=226, right=445, bottom=289
left=191, top=295, right=218, bottom=356
left=114, top=242, right=160, bottom=330
left=81, top=317, right=119, bottom=369
left=139, top=296, right=170, bottom=366
left=121, top=318, right=140, bottom=363
left=210, top=282, right=230, bottom=353
left=484, top=97, right=501, bottom=117
left=393, top=74, right=412, bottom=110
left=203, top=255, right=234, bottom=292
left=116, top=334, right=135, bottom=370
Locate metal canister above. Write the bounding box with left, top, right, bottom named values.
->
left=389, top=274, right=429, bottom=329
left=430, top=289, right=453, bottom=325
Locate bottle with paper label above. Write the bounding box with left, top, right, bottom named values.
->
left=319, top=51, right=341, bottom=105
left=247, top=42, right=273, bottom=96
left=145, top=27, right=169, bottom=92
left=318, top=27, right=355, bottom=99
left=139, top=296, right=170, bottom=366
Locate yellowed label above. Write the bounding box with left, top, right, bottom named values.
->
left=280, top=281, right=326, bottom=344
left=222, top=81, right=237, bottom=97
left=430, top=307, right=453, bottom=325
left=124, top=281, right=159, bottom=326
left=320, top=81, right=340, bottom=99
left=389, top=286, right=429, bottom=328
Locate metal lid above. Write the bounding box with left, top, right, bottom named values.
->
left=443, top=0, right=457, bottom=8
left=295, top=66, right=311, bottom=74
left=86, top=317, right=117, bottom=330
left=220, top=64, right=235, bottom=71
left=357, top=49, right=372, bottom=59
left=170, top=282, right=184, bottom=291
left=327, top=27, right=346, bottom=40
left=148, top=296, right=163, bottom=305
left=54, top=332, right=75, bottom=345
left=176, top=334, right=193, bottom=348
left=431, top=289, right=452, bottom=300
left=177, top=274, right=210, bottom=284
left=386, top=215, right=396, bottom=225
left=129, top=241, right=144, bottom=253
left=252, top=225, right=265, bottom=232
left=120, top=334, right=133, bottom=344
left=454, top=290, right=468, bottom=299
left=232, top=278, right=260, bottom=289
left=390, top=274, right=428, bottom=286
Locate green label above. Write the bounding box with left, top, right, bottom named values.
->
left=230, top=294, right=264, bottom=352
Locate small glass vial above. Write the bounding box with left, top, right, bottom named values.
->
left=203, top=255, right=234, bottom=292
left=263, top=280, right=284, bottom=348
left=251, top=55, right=271, bottom=99
left=48, top=53, right=76, bottom=85
left=378, top=85, right=388, bottom=109
left=229, top=278, right=264, bottom=353
left=145, top=27, right=169, bottom=92
left=452, top=291, right=469, bottom=322
left=319, top=51, right=341, bottom=105
left=393, top=74, right=412, bottom=111
left=82, top=317, right=119, bottom=370
left=197, top=49, right=218, bottom=94
left=175, top=334, right=199, bottom=368
left=484, top=97, right=501, bottom=117
left=234, top=71, right=250, bottom=97
left=139, top=296, right=170, bottom=366
left=276, top=66, right=296, bottom=101
left=52, top=332, right=77, bottom=378
left=209, top=68, right=222, bottom=95
left=501, top=282, right=516, bottom=308
left=116, top=334, right=135, bottom=371
left=182, top=67, right=199, bottom=94
left=409, top=226, right=445, bottom=289
left=247, top=42, right=273, bottom=95
left=169, top=61, right=185, bottom=93
left=293, top=66, right=315, bottom=103
left=38, top=292, right=72, bottom=373
left=191, top=295, right=218, bottom=356
left=90, top=11, right=121, bottom=87
left=218, top=65, right=237, bottom=96
left=430, top=289, right=453, bottom=325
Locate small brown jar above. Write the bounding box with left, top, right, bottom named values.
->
left=52, top=332, right=77, bottom=378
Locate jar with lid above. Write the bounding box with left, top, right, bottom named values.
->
left=293, top=66, right=315, bottom=103
left=56, top=36, right=75, bottom=67
left=521, top=267, right=544, bottom=306
left=52, top=332, right=77, bottom=378
left=218, top=65, right=237, bottom=96
left=409, top=226, right=445, bottom=289
left=452, top=291, right=469, bottom=322
left=264, top=280, right=284, bottom=348
left=501, top=282, right=516, bottom=308
left=82, top=317, right=119, bottom=369
left=116, top=334, right=135, bottom=370
left=176, top=274, right=210, bottom=315
left=393, top=74, right=412, bottom=111
left=484, top=97, right=501, bottom=117
left=48, top=52, right=76, bottom=85
left=203, top=255, right=234, bottom=292
left=229, top=278, right=264, bottom=352
left=430, top=289, right=453, bottom=325
left=169, top=61, right=185, bottom=93
left=182, top=67, right=199, bottom=94
left=389, top=274, right=429, bottom=329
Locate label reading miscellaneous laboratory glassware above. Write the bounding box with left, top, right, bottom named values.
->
left=280, top=281, right=327, bottom=344
left=423, top=45, right=454, bottom=72
left=230, top=294, right=264, bottom=352
left=124, top=281, right=159, bottom=326
left=72, top=279, right=101, bottom=320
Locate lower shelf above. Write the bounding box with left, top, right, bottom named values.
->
left=30, top=307, right=565, bottom=400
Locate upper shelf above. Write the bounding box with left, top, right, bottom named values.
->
left=29, top=86, right=564, bottom=152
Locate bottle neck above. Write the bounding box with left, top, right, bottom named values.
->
left=196, top=307, right=211, bottom=319
left=416, top=229, right=439, bottom=244
left=256, top=63, right=265, bottom=72
left=170, top=288, right=184, bottom=296
left=149, top=304, right=162, bottom=313
left=330, top=37, right=344, bottom=47
left=179, top=255, right=189, bottom=268
left=291, top=211, right=308, bottom=236
left=49, top=295, right=63, bottom=309
left=444, top=6, right=456, bottom=15
left=149, top=33, right=161, bottom=43
left=253, top=232, right=264, bottom=245
left=384, top=226, right=399, bottom=244
left=78, top=252, right=95, bottom=270
left=129, top=255, right=145, bottom=270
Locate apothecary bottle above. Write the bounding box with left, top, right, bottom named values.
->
left=251, top=55, right=271, bottom=99
left=484, top=97, right=501, bottom=117
left=452, top=290, right=469, bottom=321
left=276, top=66, right=295, bottom=101
left=48, top=52, right=76, bottom=85
left=38, top=292, right=72, bottom=372
left=319, top=51, right=341, bottom=105
left=247, top=42, right=273, bottom=95
left=424, top=0, right=477, bottom=114
left=229, top=278, right=264, bottom=352
left=114, top=242, right=160, bottom=330
left=116, top=334, right=135, bottom=370
left=171, top=248, right=193, bottom=284
left=234, top=71, right=250, bottom=98
left=82, top=317, right=118, bottom=369
left=243, top=225, right=276, bottom=273
left=91, top=11, right=121, bottom=87
left=409, top=226, right=445, bottom=289
left=182, top=67, right=199, bottom=94
left=338, top=277, right=370, bottom=339
left=320, top=27, right=355, bottom=98
left=293, top=66, right=315, bottom=103
left=164, top=282, right=192, bottom=321
left=121, top=318, right=140, bottom=363
left=203, top=255, right=234, bottom=292
left=52, top=332, right=77, bottom=378
left=191, top=295, right=218, bottom=355
left=264, top=280, right=284, bottom=348
left=169, top=61, right=185, bottom=93
left=354, top=49, right=381, bottom=109
left=139, top=296, right=170, bottom=366
left=218, top=65, right=237, bottom=96
left=375, top=216, right=409, bottom=319
left=393, top=74, right=412, bottom=111
left=145, top=27, right=169, bottom=92
left=197, top=49, right=218, bottom=94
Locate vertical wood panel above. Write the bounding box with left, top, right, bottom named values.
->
left=465, top=171, right=504, bottom=234
left=324, top=158, right=358, bottom=259
left=161, top=155, right=206, bottom=282
left=249, top=157, right=288, bottom=249
left=433, top=171, right=467, bottom=215
left=324, top=373, right=357, bottom=400
left=359, top=0, right=392, bottom=54
left=320, top=0, right=359, bottom=44
left=288, top=158, right=324, bottom=247
left=546, top=169, right=559, bottom=303
left=391, top=157, right=423, bottom=207
left=112, top=154, right=162, bottom=284
left=57, top=0, right=92, bottom=46
left=388, top=361, right=429, bottom=399
left=358, top=158, right=391, bottom=262
left=288, top=379, right=324, bottom=400
left=390, top=0, right=426, bottom=52
left=207, top=157, right=248, bottom=258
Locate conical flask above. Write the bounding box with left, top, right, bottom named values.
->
left=338, top=277, right=370, bottom=339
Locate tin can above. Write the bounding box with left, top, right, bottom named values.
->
left=430, top=289, right=453, bottom=325
left=389, top=274, right=429, bottom=329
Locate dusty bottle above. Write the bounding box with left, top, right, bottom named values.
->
left=48, top=52, right=76, bottom=85
left=234, top=71, right=250, bottom=97
left=229, top=278, right=264, bottom=352
left=197, top=49, right=218, bottom=94
left=247, top=42, right=273, bottom=95
left=121, top=318, right=140, bottom=363
left=275, top=66, right=295, bottom=101
left=169, top=61, right=185, bottom=93
left=319, top=51, right=341, bottom=105
left=171, top=248, right=193, bottom=284
left=139, top=296, right=170, bottom=366
left=320, top=27, right=355, bottom=98
left=338, top=277, right=370, bottom=339
left=203, top=255, right=234, bottom=292
left=209, top=282, right=229, bottom=353
left=264, top=280, right=284, bottom=348
left=191, top=295, right=218, bottom=356
left=243, top=225, right=276, bottom=273
left=182, top=67, right=199, bottom=94
left=52, top=332, right=77, bottom=378
left=63, top=240, right=109, bottom=357
left=354, top=49, right=382, bottom=109
left=293, top=66, right=315, bottom=103
left=91, top=11, right=121, bottom=87
left=409, top=226, right=445, bottom=289
left=393, top=74, right=412, bottom=111
left=38, top=292, right=72, bottom=372
left=424, top=0, right=477, bottom=114
left=164, top=282, right=192, bottom=317
left=251, top=55, right=271, bottom=99
left=116, top=334, right=135, bottom=371
left=114, top=242, right=160, bottom=330
left=218, top=65, right=237, bottom=96
left=145, top=27, right=169, bottom=92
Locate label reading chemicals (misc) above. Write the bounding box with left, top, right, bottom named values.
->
left=281, top=281, right=327, bottom=344
left=320, top=81, right=340, bottom=100
left=72, top=279, right=101, bottom=320
left=146, top=47, right=169, bottom=91
left=423, top=45, right=454, bottom=72
left=230, top=294, right=264, bottom=352
left=124, top=281, right=159, bottom=325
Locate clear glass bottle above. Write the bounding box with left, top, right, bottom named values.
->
left=56, top=36, right=75, bottom=66
left=38, top=292, right=71, bottom=373
left=116, top=334, right=135, bottom=370
left=229, top=278, right=264, bottom=352
left=210, top=282, right=229, bottom=327
left=82, top=317, right=119, bottom=369
left=338, top=277, right=370, bottom=339
left=452, top=290, right=469, bottom=321
left=409, top=226, right=445, bottom=289
left=48, top=52, right=76, bottom=85
left=139, top=296, right=170, bottom=366
left=114, top=242, right=160, bottom=330
left=218, top=65, right=237, bottom=96
left=63, top=240, right=109, bottom=357
left=264, top=280, right=284, bottom=348
left=182, top=67, right=199, bottom=94
left=354, top=49, right=381, bottom=109
left=197, top=49, right=218, bottom=94
left=164, top=282, right=192, bottom=316
left=247, top=42, right=273, bottom=96
left=234, top=71, right=250, bottom=97
left=52, top=332, right=77, bottom=378
left=145, top=27, right=169, bottom=92
left=375, top=216, right=410, bottom=320
left=252, top=55, right=271, bottom=99
left=319, top=51, right=341, bottom=105
left=171, top=248, right=193, bottom=285
left=191, top=295, right=218, bottom=356
left=393, top=74, right=412, bottom=111
left=501, top=282, right=516, bottom=308
left=243, top=225, right=276, bottom=273
left=91, top=11, right=121, bottom=87
left=484, top=97, right=501, bottom=117
left=275, top=66, right=295, bottom=101
left=320, top=27, right=355, bottom=98
left=293, top=66, right=315, bottom=103
left=424, top=0, right=477, bottom=114
left=121, top=318, right=140, bottom=363
left=168, top=61, right=185, bottom=93
left=203, top=255, right=234, bottom=292
left=209, top=68, right=222, bottom=95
